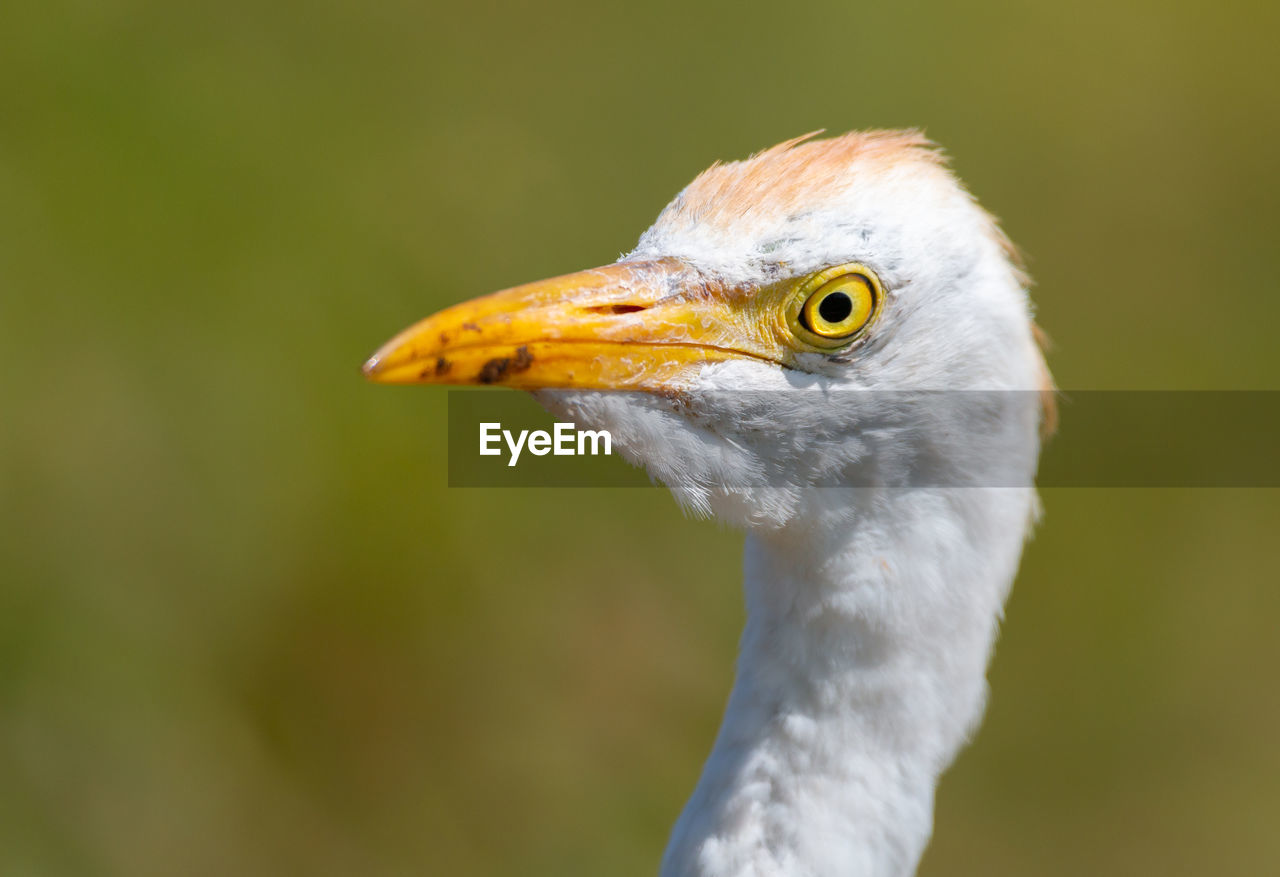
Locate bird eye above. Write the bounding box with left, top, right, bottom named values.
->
left=787, top=266, right=881, bottom=349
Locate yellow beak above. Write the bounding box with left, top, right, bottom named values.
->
left=362, top=259, right=784, bottom=392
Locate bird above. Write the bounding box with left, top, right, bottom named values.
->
left=363, top=130, right=1054, bottom=877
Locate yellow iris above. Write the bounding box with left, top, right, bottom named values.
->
left=787, top=265, right=881, bottom=349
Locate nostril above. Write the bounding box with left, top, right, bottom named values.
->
left=584, top=304, right=647, bottom=315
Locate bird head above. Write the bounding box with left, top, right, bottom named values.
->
left=365, top=131, right=1053, bottom=528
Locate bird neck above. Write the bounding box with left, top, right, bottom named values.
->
left=661, top=488, right=1034, bottom=877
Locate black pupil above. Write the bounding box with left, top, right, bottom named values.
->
left=818, top=291, right=853, bottom=324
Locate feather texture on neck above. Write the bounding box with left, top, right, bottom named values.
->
left=661, top=486, right=1037, bottom=877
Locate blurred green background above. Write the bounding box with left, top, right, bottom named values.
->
left=2, top=0, right=1278, bottom=874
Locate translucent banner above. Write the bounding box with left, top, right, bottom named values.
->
left=443, top=391, right=1280, bottom=488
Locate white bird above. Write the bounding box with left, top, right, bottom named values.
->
left=364, top=130, right=1055, bottom=877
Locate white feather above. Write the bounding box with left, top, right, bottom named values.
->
left=537, top=133, right=1047, bottom=876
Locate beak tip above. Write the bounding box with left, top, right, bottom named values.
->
left=361, top=353, right=384, bottom=381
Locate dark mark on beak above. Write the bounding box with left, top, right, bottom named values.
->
left=512, top=345, right=533, bottom=372
left=478, top=357, right=510, bottom=384
left=478, top=346, right=534, bottom=384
